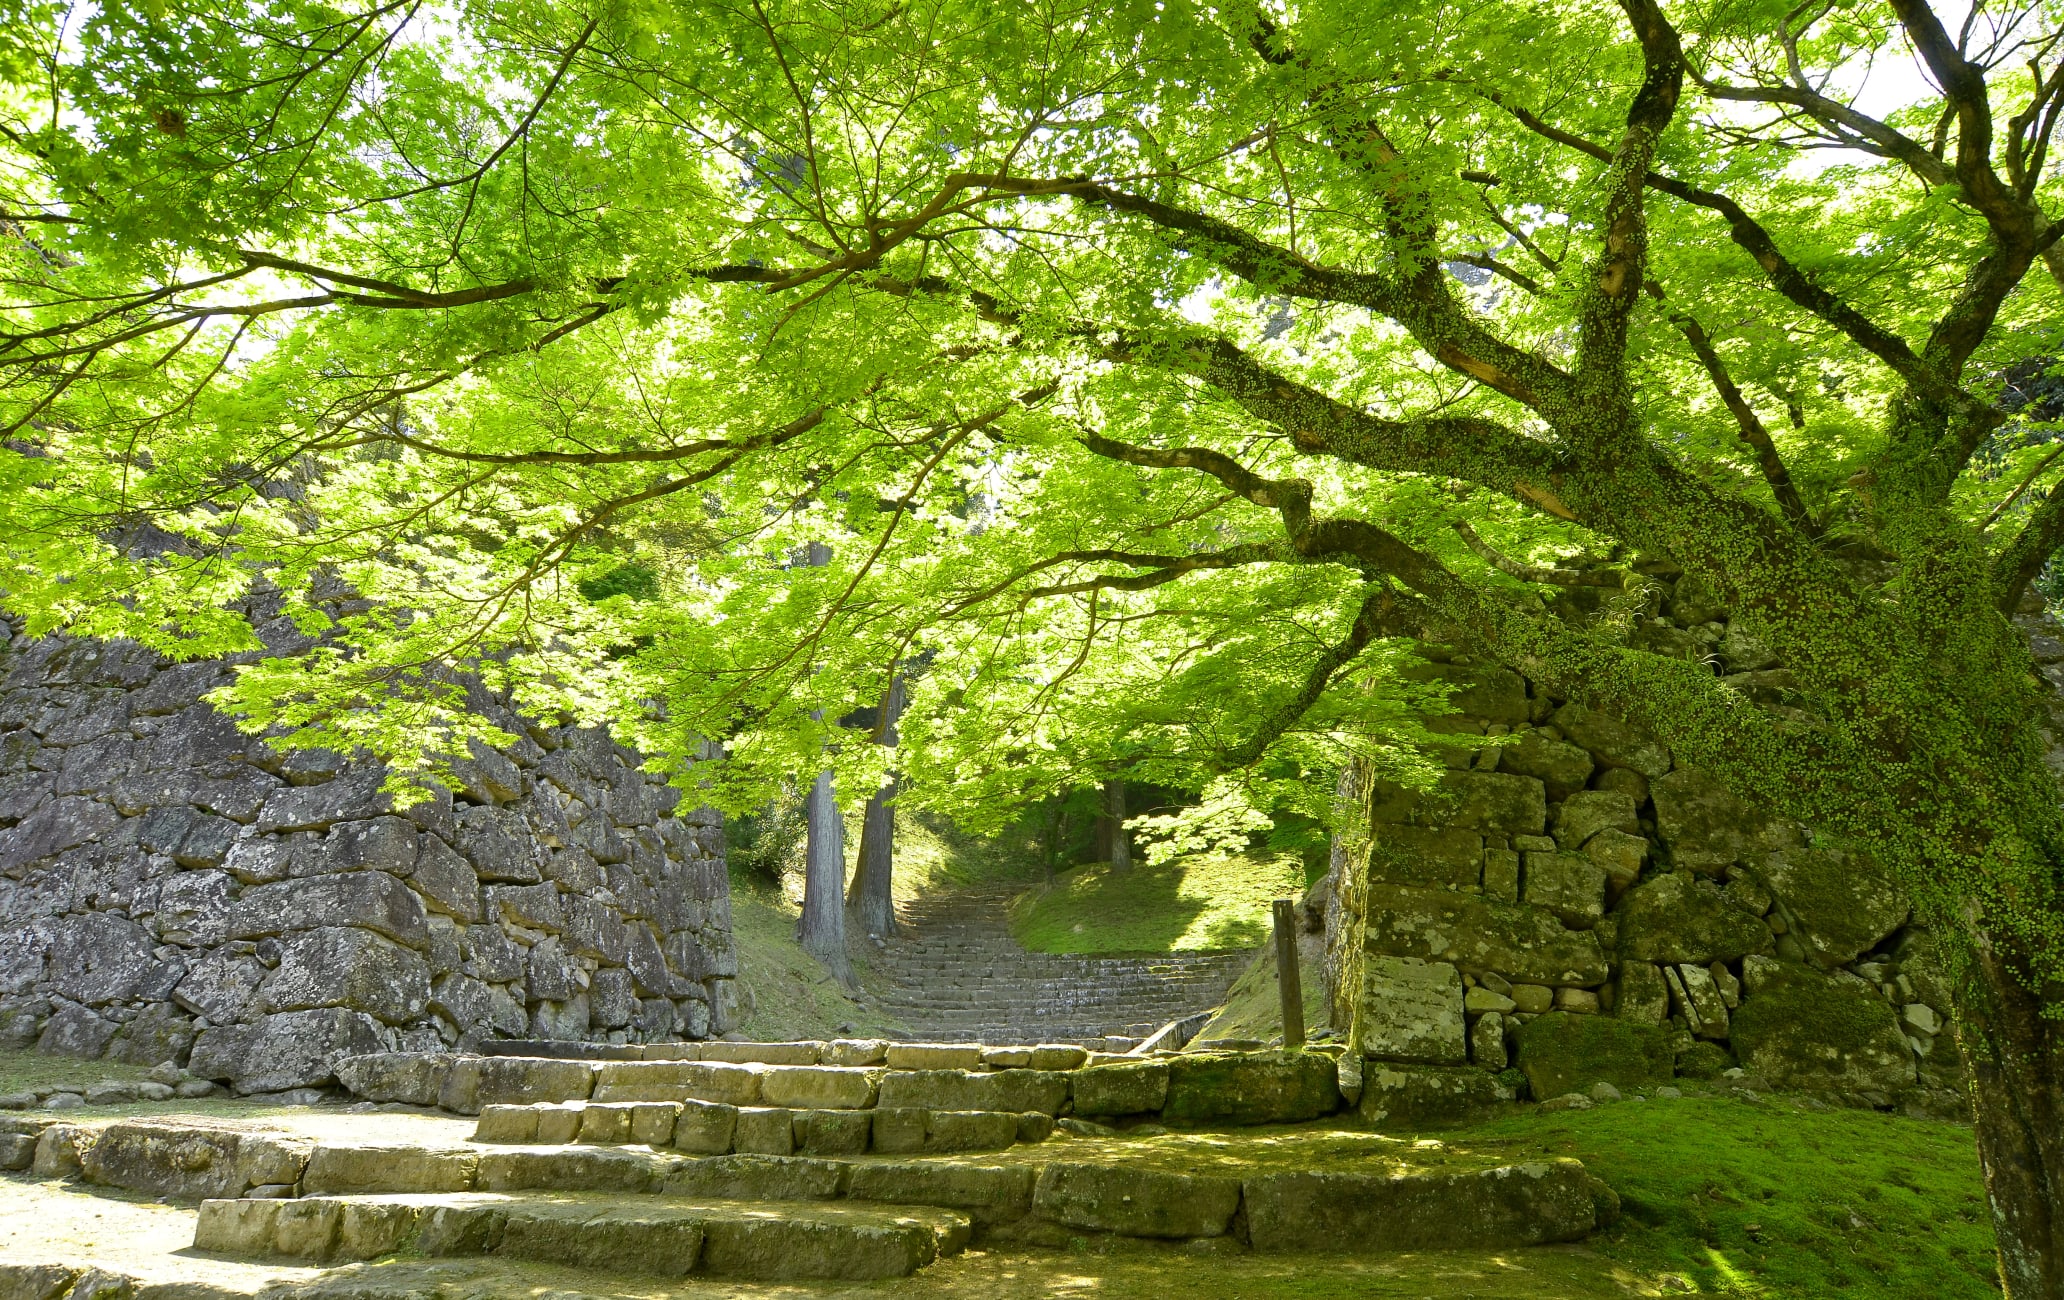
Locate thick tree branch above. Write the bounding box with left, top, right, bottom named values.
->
left=1994, top=478, right=2064, bottom=611
left=1451, top=520, right=1625, bottom=586
left=1218, top=581, right=1428, bottom=768
left=1696, top=77, right=1954, bottom=187
left=1573, top=0, right=1685, bottom=386
left=1669, top=313, right=1818, bottom=532
left=1480, top=87, right=1939, bottom=393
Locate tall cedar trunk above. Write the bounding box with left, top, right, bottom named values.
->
left=846, top=674, right=906, bottom=939
left=1960, top=932, right=2064, bottom=1299
left=793, top=540, right=852, bottom=983
left=798, top=766, right=852, bottom=983
left=1100, top=777, right=1131, bottom=872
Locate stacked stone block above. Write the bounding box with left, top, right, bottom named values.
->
left=1352, top=563, right=1996, bottom=1112
left=0, top=619, right=736, bottom=1094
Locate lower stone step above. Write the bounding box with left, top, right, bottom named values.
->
left=193, top=1189, right=971, bottom=1282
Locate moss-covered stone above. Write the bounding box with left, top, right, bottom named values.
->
left=1749, top=845, right=1909, bottom=966
left=1161, top=1051, right=1341, bottom=1125
left=1497, top=732, right=1595, bottom=800
left=1368, top=825, right=1483, bottom=890
left=1515, top=1012, right=1673, bottom=1100
left=1731, top=958, right=1916, bottom=1093
left=1364, top=885, right=1609, bottom=986
left=1371, top=771, right=1548, bottom=835
left=1616, top=872, right=1774, bottom=966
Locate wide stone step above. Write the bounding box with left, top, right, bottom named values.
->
left=475, top=1101, right=1052, bottom=1156
left=193, top=1189, right=969, bottom=1281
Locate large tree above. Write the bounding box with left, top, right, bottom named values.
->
left=4, top=0, right=2064, bottom=1289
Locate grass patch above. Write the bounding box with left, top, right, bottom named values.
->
left=0, top=1048, right=160, bottom=1098
left=723, top=875, right=912, bottom=1042
left=1011, top=852, right=1302, bottom=954
left=1456, top=1092, right=1998, bottom=1298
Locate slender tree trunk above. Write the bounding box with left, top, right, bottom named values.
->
left=1100, top=777, right=1131, bottom=872
left=798, top=766, right=852, bottom=983
left=794, top=540, right=853, bottom=984
left=846, top=674, right=906, bottom=939
left=1960, top=932, right=2064, bottom=1300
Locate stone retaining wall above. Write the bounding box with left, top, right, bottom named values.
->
left=0, top=616, right=737, bottom=1094
left=1350, top=561, right=2031, bottom=1111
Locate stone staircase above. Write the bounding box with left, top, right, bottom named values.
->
left=4, top=1052, right=1615, bottom=1296
left=869, top=886, right=1253, bottom=1044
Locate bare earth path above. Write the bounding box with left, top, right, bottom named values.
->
left=866, top=885, right=1252, bottom=1044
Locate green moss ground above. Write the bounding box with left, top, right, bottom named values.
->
left=1454, top=1092, right=1998, bottom=1298
left=1010, top=852, right=1304, bottom=954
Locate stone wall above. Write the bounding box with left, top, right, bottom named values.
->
left=1350, top=561, right=2023, bottom=1111
left=0, top=619, right=737, bottom=1095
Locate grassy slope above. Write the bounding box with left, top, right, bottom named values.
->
left=1010, top=852, right=1303, bottom=954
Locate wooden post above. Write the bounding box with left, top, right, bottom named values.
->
left=1272, top=898, right=1305, bottom=1051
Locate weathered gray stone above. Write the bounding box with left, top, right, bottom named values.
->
left=45, top=913, right=167, bottom=1006
left=1033, top=1162, right=1241, bottom=1238
left=148, top=869, right=235, bottom=945
left=1649, top=766, right=1750, bottom=872
left=1496, top=732, right=1595, bottom=801
left=1551, top=790, right=1639, bottom=851
left=1550, top=703, right=1671, bottom=779
left=878, top=1069, right=1070, bottom=1116
left=335, top=1051, right=453, bottom=1105
left=80, top=1121, right=311, bottom=1200
left=1582, top=829, right=1647, bottom=891
left=1243, top=1159, right=1610, bottom=1251
left=525, top=935, right=581, bottom=1002
left=1162, top=1051, right=1341, bottom=1125
left=0, top=797, right=120, bottom=872
left=171, top=949, right=264, bottom=1024
left=489, top=881, right=563, bottom=933
left=1731, top=957, right=1916, bottom=1093
left=259, top=926, right=431, bottom=1024
left=1364, top=885, right=1610, bottom=987
left=1358, top=956, right=1467, bottom=1065
left=102, top=1003, right=196, bottom=1066
left=1373, top=771, right=1548, bottom=836
left=1522, top=852, right=1608, bottom=928
left=1368, top=826, right=1482, bottom=891
left=1616, top=872, right=1774, bottom=966
left=408, top=833, right=484, bottom=922
left=1614, top=962, right=1670, bottom=1025
left=1358, top=1063, right=1513, bottom=1127
left=254, top=770, right=389, bottom=835
left=228, top=871, right=430, bottom=950
left=1070, top=1060, right=1169, bottom=1115
left=457, top=804, right=541, bottom=883
left=36, top=1002, right=118, bottom=1058
left=1514, top=1012, right=1673, bottom=1100
left=189, top=1007, right=385, bottom=1092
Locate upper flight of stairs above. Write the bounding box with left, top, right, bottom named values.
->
left=868, top=886, right=1252, bottom=1043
